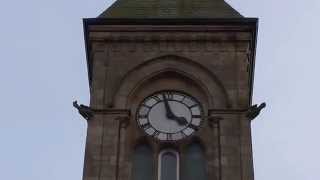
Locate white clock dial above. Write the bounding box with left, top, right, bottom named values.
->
left=136, top=91, right=203, bottom=141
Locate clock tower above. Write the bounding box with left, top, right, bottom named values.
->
left=78, top=0, right=261, bottom=180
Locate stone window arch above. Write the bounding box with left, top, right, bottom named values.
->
left=158, top=149, right=179, bottom=180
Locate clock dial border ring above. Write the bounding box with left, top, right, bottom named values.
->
left=136, top=90, right=203, bottom=142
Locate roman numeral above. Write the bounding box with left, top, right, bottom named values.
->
left=141, top=123, right=151, bottom=129
left=150, top=95, right=161, bottom=102
left=138, top=114, right=148, bottom=119
left=189, top=104, right=198, bottom=108
left=180, top=96, right=186, bottom=102
left=142, top=104, right=151, bottom=108
left=164, top=92, right=173, bottom=100
left=192, top=115, right=202, bottom=118
left=152, top=130, right=160, bottom=137
left=188, top=124, right=199, bottom=131
left=181, top=131, right=187, bottom=137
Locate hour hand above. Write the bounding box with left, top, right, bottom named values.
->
left=175, top=116, right=188, bottom=125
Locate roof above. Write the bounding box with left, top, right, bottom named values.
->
left=98, top=0, right=243, bottom=18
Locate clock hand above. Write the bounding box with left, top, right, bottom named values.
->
left=175, top=116, right=188, bottom=125
left=162, top=94, right=188, bottom=125
left=162, top=93, right=175, bottom=119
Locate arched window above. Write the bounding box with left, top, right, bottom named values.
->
left=132, top=144, right=154, bottom=180
left=158, top=149, right=179, bottom=180
left=181, top=143, right=208, bottom=180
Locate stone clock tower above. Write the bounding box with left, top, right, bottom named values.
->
left=77, top=0, right=263, bottom=180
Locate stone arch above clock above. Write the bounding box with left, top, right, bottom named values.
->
left=113, top=55, right=231, bottom=109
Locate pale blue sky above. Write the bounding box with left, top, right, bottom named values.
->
left=0, top=0, right=319, bottom=179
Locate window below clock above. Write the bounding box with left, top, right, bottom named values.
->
left=158, top=149, right=179, bottom=180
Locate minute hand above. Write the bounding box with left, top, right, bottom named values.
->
left=162, top=94, right=175, bottom=119
left=162, top=94, right=188, bottom=125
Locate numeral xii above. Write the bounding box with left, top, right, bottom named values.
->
left=164, top=92, right=173, bottom=100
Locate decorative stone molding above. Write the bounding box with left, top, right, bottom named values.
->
left=113, top=55, right=230, bottom=109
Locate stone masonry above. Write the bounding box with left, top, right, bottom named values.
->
left=81, top=18, right=258, bottom=180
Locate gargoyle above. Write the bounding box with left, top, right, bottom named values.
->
left=73, top=101, right=93, bottom=120
left=246, top=102, right=266, bottom=120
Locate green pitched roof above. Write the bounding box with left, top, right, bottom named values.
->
left=98, top=0, right=243, bottom=18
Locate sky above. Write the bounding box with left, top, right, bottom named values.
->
left=0, top=0, right=319, bottom=179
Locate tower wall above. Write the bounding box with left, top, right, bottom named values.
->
left=82, top=20, right=257, bottom=180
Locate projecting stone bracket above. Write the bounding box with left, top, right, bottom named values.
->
left=246, top=102, right=266, bottom=120
left=73, top=100, right=131, bottom=123
left=73, top=101, right=93, bottom=120
left=206, top=102, right=266, bottom=126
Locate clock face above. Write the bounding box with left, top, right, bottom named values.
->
left=136, top=91, right=203, bottom=141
